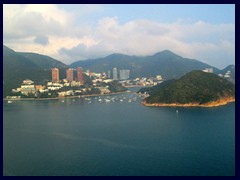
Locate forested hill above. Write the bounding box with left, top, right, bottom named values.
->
left=141, top=70, right=235, bottom=105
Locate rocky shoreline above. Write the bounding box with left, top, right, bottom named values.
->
left=142, top=97, right=235, bottom=108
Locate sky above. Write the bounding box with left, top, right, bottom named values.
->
left=3, top=4, right=235, bottom=69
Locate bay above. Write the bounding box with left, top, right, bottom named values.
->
left=3, top=88, right=235, bottom=176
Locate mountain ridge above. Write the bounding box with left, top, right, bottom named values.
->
left=18, top=52, right=68, bottom=69
left=70, top=50, right=220, bottom=79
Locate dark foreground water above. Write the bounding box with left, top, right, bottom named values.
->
left=3, top=90, right=235, bottom=176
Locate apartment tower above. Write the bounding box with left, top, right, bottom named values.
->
left=52, top=68, right=59, bottom=83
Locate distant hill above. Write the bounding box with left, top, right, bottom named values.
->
left=141, top=70, right=235, bottom=106
left=18, top=52, right=68, bottom=69
left=70, top=50, right=219, bottom=80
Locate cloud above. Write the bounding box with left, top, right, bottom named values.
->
left=3, top=5, right=235, bottom=68
left=59, top=17, right=234, bottom=68
left=34, top=35, right=49, bottom=45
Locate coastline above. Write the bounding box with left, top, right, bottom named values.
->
left=3, top=91, right=131, bottom=101
left=142, top=97, right=235, bottom=108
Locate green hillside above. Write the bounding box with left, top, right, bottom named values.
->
left=143, top=70, right=235, bottom=105
left=18, top=52, right=68, bottom=69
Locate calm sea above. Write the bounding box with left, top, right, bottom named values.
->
left=3, top=88, right=235, bottom=176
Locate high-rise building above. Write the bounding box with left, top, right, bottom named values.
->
left=108, top=70, right=111, bottom=78
left=52, top=68, right=59, bottom=83
left=77, top=67, right=84, bottom=84
left=119, top=70, right=130, bottom=80
left=66, top=68, right=73, bottom=82
left=113, top=67, right=118, bottom=80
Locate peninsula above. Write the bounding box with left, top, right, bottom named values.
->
left=139, top=70, right=235, bottom=107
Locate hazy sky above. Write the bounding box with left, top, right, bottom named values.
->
left=3, top=4, right=235, bottom=68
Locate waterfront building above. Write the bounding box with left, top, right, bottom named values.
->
left=86, top=69, right=90, bottom=76
left=20, top=84, right=36, bottom=95
left=66, top=68, right=74, bottom=82
left=113, top=67, right=118, bottom=80
left=52, top=68, right=59, bottom=83
left=108, top=70, right=111, bottom=78
left=77, top=67, right=84, bottom=84
left=119, top=70, right=130, bottom=80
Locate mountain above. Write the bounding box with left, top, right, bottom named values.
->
left=70, top=50, right=219, bottom=80
left=140, top=70, right=235, bottom=106
left=3, top=45, right=40, bottom=69
left=3, top=45, right=49, bottom=97
left=18, top=52, right=68, bottom=69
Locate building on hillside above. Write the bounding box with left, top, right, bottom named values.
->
left=23, top=79, right=34, bottom=85
left=52, top=68, right=59, bottom=83
left=202, top=68, right=213, bottom=73
left=156, top=75, right=163, bottom=81
left=108, top=70, right=111, bottom=78
left=66, top=68, right=74, bottom=82
left=119, top=70, right=130, bottom=80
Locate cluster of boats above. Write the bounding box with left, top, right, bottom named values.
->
left=6, top=93, right=144, bottom=105
left=82, top=94, right=140, bottom=104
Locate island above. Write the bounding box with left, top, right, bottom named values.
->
left=138, top=70, right=235, bottom=107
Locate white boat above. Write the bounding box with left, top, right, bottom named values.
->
left=105, top=99, right=111, bottom=103
left=7, top=100, right=13, bottom=103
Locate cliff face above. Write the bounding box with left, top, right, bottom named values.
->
left=142, top=70, right=235, bottom=107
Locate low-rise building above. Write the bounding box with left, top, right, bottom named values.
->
left=23, top=79, right=34, bottom=85
left=202, top=68, right=213, bottom=73
left=20, top=84, right=36, bottom=95
left=35, top=85, right=45, bottom=91
left=71, top=81, right=81, bottom=87
left=97, top=86, right=111, bottom=94
left=103, top=79, right=113, bottom=83
left=58, top=90, right=74, bottom=97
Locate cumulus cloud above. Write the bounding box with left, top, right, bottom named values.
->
left=3, top=4, right=235, bottom=68
left=59, top=17, right=234, bottom=68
